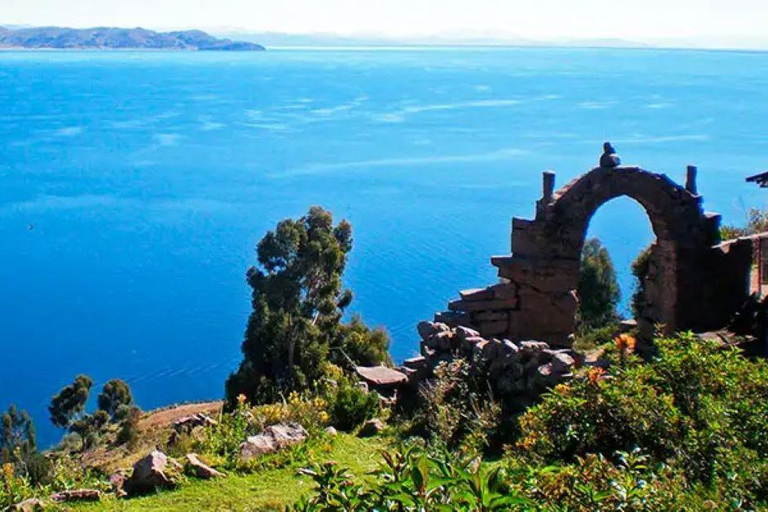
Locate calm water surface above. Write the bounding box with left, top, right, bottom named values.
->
left=1, top=48, right=767, bottom=444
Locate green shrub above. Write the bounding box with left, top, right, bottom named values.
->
left=116, top=406, right=141, bottom=448
left=292, top=444, right=528, bottom=511
left=0, top=462, right=32, bottom=509
left=413, top=358, right=501, bottom=454
left=330, top=381, right=380, bottom=432
left=518, top=332, right=768, bottom=498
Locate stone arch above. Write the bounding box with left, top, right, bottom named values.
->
left=438, top=165, right=752, bottom=346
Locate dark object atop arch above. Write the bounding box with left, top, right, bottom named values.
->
left=438, top=165, right=753, bottom=346
left=747, top=171, right=768, bottom=188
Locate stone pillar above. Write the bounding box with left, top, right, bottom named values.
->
left=542, top=171, right=556, bottom=203
left=686, top=165, right=698, bottom=195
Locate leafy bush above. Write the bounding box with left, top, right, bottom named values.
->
left=721, top=207, right=768, bottom=240
left=116, top=406, right=142, bottom=448
left=330, top=381, right=379, bottom=432
left=518, top=332, right=768, bottom=500
left=334, top=315, right=391, bottom=368
left=412, top=359, right=501, bottom=454
left=292, top=444, right=528, bottom=511
left=1, top=462, right=33, bottom=509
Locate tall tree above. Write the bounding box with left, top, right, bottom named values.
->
left=49, top=374, right=93, bottom=429
left=97, top=379, right=133, bottom=420
left=225, top=206, right=388, bottom=405
left=1, top=405, right=36, bottom=464
left=577, top=238, right=620, bottom=329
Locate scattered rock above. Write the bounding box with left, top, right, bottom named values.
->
left=551, top=352, right=576, bottom=374
left=173, top=412, right=217, bottom=433
left=356, top=365, right=408, bottom=388
left=240, top=422, right=308, bottom=461
left=10, top=498, right=44, bottom=511
left=324, top=426, right=338, bottom=437
left=109, top=472, right=127, bottom=498
left=502, top=339, right=520, bottom=355
left=455, top=325, right=480, bottom=343
left=417, top=321, right=448, bottom=340
left=403, top=356, right=426, bottom=370
left=185, top=453, right=225, bottom=479
left=359, top=418, right=385, bottom=437
left=125, top=450, right=177, bottom=495
left=411, top=321, right=575, bottom=405
left=51, top=489, right=101, bottom=503
left=519, top=341, right=550, bottom=354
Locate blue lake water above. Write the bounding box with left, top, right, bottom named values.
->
left=1, top=48, right=767, bottom=445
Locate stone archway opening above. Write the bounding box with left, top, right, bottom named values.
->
left=579, top=195, right=655, bottom=323
left=437, top=165, right=754, bottom=347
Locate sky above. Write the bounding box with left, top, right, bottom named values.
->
left=3, top=0, right=768, bottom=44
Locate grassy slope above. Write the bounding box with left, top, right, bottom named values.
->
left=74, top=434, right=388, bottom=511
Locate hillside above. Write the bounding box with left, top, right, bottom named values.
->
left=0, top=26, right=265, bottom=51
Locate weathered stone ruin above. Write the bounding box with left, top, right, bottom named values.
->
left=435, top=164, right=754, bottom=346
left=397, top=321, right=577, bottom=405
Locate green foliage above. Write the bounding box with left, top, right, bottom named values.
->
left=577, top=238, right=620, bottom=329
left=335, top=315, right=392, bottom=368
left=116, top=406, right=141, bottom=448
left=517, top=332, right=768, bottom=503
left=1, top=405, right=36, bottom=466
left=630, top=245, right=652, bottom=320
left=572, top=324, right=617, bottom=352
left=721, top=207, right=768, bottom=240
left=1, top=462, right=32, bottom=509
left=413, top=359, right=501, bottom=454
left=69, top=410, right=110, bottom=451
left=97, top=379, right=133, bottom=420
left=48, top=374, right=93, bottom=429
left=226, top=207, right=390, bottom=407
left=292, top=444, right=529, bottom=511
left=330, top=380, right=380, bottom=432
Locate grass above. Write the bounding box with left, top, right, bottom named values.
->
left=72, top=433, right=389, bottom=511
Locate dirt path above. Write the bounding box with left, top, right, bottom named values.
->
left=140, top=401, right=223, bottom=430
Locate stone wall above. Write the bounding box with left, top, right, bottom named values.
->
left=398, top=321, right=577, bottom=406
left=434, top=165, right=754, bottom=346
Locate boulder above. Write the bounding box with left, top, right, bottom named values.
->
left=268, top=423, right=308, bottom=448
left=240, top=434, right=277, bottom=460
left=551, top=352, right=576, bottom=374
left=417, top=321, right=449, bottom=341
left=502, top=339, right=520, bottom=356
left=240, top=422, right=308, bottom=461
left=359, top=418, right=385, bottom=437
left=487, top=339, right=507, bottom=360
left=51, top=489, right=101, bottom=503
left=462, top=336, right=486, bottom=351
left=185, top=453, right=225, bottom=479
left=455, top=326, right=480, bottom=343
left=324, top=426, right=338, bottom=437
left=520, top=340, right=550, bottom=354
left=356, top=366, right=408, bottom=388
left=125, top=450, right=177, bottom=495
left=533, top=363, right=560, bottom=388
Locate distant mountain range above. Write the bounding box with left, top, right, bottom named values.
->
left=0, top=26, right=265, bottom=51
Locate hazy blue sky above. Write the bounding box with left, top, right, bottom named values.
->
left=3, top=0, right=767, bottom=42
